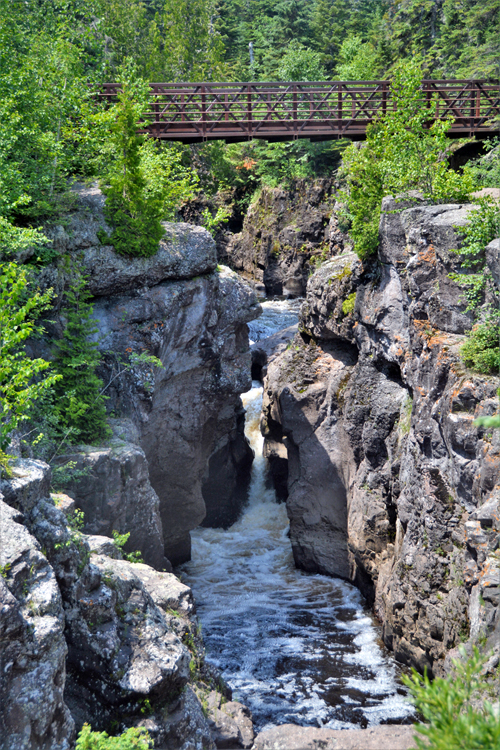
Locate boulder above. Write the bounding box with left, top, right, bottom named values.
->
left=59, top=419, right=167, bottom=570
left=204, top=691, right=254, bottom=749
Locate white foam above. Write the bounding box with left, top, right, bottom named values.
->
left=248, top=299, right=302, bottom=342
left=181, top=380, right=415, bottom=731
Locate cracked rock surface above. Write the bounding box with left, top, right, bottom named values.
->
left=262, top=198, right=500, bottom=677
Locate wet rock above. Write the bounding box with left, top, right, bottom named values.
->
left=202, top=398, right=253, bottom=528
left=251, top=324, right=298, bottom=381
left=139, top=685, right=215, bottom=750
left=251, top=724, right=417, bottom=750
left=205, top=691, right=254, bottom=749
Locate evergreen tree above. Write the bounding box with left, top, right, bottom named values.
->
left=52, top=273, right=110, bottom=445
left=97, top=68, right=166, bottom=258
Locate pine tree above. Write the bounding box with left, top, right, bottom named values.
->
left=52, top=273, right=110, bottom=446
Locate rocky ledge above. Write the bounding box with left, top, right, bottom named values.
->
left=0, top=460, right=254, bottom=749
left=29, top=183, right=261, bottom=567
left=262, top=198, right=500, bottom=677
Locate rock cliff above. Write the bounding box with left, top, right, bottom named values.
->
left=36, top=183, right=260, bottom=566
left=0, top=459, right=253, bottom=749
left=220, top=179, right=349, bottom=297
left=262, top=198, right=500, bottom=676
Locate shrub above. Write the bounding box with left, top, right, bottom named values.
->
left=0, top=262, right=60, bottom=457
left=461, top=312, right=500, bottom=375
left=76, top=724, right=152, bottom=749
left=342, top=291, right=356, bottom=315
left=449, top=198, right=500, bottom=311
left=402, top=647, right=500, bottom=750
left=341, top=59, right=474, bottom=259
left=97, top=64, right=197, bottom=258
left=97, top=68, right=164, bottom=258
left=51, top=270, right=110, bottom=445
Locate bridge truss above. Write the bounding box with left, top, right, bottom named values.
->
left=100, top=79, right=500, bottom=143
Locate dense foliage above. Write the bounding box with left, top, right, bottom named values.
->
left=219, top=0, right=500, bottom=80
left=461, top=312, right=500, bottom=375
left=340, top=60, right=475, bottom=258
left=403, top=647, right=500, bottom=750
left=0, top=263, right=60, bottom=459
left=0, top=0, right=498, bottom=457
left=76, top=724, right=152, bottom=749
left=51, top=271, right=110, bottom=445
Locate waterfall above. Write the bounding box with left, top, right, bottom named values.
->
left=181, top=302, right=414, bottom=733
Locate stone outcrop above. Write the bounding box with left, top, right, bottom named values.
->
left=60, top=419, right=166, bottom=570
left=251, top=723, right=417, bottom=750
left=0, top=481, right=74, bottom=750
left=204, top=692, right=254, bottom=749
left=262, top=199, right=500, bottom=676
left=0, top=459, right=252, bottom=749
left=91, top=263, right=259, bottom=564
left=221, top=179, right=349, bottom=297
left=39, top=183, right=218, bottom=296
left=33, top=183, right=260, bottom=567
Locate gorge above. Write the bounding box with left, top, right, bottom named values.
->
left=1, top=178, right=499, bottom=750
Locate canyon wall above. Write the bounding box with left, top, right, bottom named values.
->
left=0, top=461, right=254, bottom=749
left=37, top=184, right=260, bottom=567
left=0, top=184, right=261, bottom=748
left=262, top=197, right=500, bottom=676
left=220, top=179, right=349, bottom=297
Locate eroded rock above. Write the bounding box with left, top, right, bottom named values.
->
left=59, top=419, right=166, bottom=570
left=263, top=200, right=500, bottom=675
left=222, top=179, right=348, bottom=297
left=0, top=469, right=74, bottom=750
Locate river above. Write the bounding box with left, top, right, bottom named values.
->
left=181, top=300, right=414, bottom=733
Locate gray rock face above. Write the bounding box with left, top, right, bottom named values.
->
left=207, top=698, right=254, bottom=749
left=201, top=399, right=253, bottom=528
left=91, top=264, right=259, bottom=564
left=60, top=419, right=167, bottom=570
left=0, top=468, right=74, bottom=750
left=34, top=184, right=260, bottom=566
left=0, top=461, right=231, bottom=749
left=263, top=200, right=500, bottom=675
left=39, top=183, right=217, bottom=297
left=64, top=553, right=192, bottom=729
left=222, top=179, right=348, bottom=297
left=486, top=238, right=500, bottom=291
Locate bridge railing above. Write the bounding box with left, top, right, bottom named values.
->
left=99, top=80, right=500, bottom=142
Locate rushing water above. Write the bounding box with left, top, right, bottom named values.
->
left=181, top=301, right=414, bottom=733
left=247, top=297, right=302, bottom=344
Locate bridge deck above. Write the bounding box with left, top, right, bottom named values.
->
left=100, top=80, right=500, bottom=143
